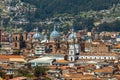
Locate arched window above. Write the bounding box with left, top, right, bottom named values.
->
left=16, top=36, right=17, bottom=40
left=49, top=45, right=53, bottom=48
left=95, top=57, right=96, bottom=59
left=71, top=57, right=73, bottom=61
left=71, top=51, right=73, bottom=55
left=104, top=57, right=106, bottom=59
left=20, top=36, right=23, bottom=41
left=15, top=43, right=17, bottom=47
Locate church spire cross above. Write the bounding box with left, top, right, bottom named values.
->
left=54, top=25, right=56, bottom=31
left=71, top=28, right=74, bottom=33
left=35, top=27, right=38, bottom=33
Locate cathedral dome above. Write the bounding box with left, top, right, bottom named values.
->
left=68, top=28, right=78, bottom=41
left=33, top=32, right=41, bottom=39
left=50, top=25, right=60, bottom=40
left=33, top=28, right=41, bottom=40
left=50, top=30, right=60, bottom=38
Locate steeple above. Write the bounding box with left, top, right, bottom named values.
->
left=68, top=27, right=80, bottom=62
left=71, top=28, right=74, bottom=33
left=35, top=27, right=38, bottom=33
left=54, top=25, right=56, bottom=31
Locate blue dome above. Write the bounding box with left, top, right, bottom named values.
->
left=33, top=32, right=41, bottom=39
left=50, top=30, right=60, bottom=38
left=117, top=36, right=120, bottom=38
left=68, top=32, right=77, bottom=40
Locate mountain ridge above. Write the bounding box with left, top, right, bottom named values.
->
left=21, top=0, right=119, bottom=19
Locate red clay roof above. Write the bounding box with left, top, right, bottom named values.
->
left=0, top=55, right=25, bottom=59
left=10, top=77, right=27, bottom=80
left=94, top=66, right=113, bottom=73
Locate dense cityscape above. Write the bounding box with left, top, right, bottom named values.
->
left=0, top=0, right=120, bottom=80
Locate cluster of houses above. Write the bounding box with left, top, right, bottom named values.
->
left=0, top=25, right=120, bottom=79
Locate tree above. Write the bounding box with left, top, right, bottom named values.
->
left=0, top=70, right=5, bottom=79
left=14, top=66, right=34, bottom=80
left=34, top=66, right=48, bottom=78
left=22, top=0, right=119, bottom=20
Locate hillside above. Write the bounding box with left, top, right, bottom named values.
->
left=1, top=0, right=120, bottom=32
left=21, top=0, right=119, bottom=19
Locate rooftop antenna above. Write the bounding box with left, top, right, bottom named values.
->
left=36, top=27, right=38, bottom=32
left=71, top=28, right=75, bottom=39
left=34, top=27, right=38, bottom=33
left=71, top=28, right=74, bottom=33
left=57, top=24, right=60, bottom=31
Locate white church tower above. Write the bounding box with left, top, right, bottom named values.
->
left=68, top=29, right=80, bottom=62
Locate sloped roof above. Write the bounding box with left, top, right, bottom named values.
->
left=0, top=55, right=26, bottom=63
left=10, top=77, right=27, bottom=80
left=114, top=44, right=120, bottom=49
left=56, top=60, right=69, bottom=63
left=0, top=55, right=25, bottom=59
left=29, top=57, right=53, bottom=63
left=9, top=58, right=26, bottom=63
left=0, top=77, right=3, bottom=80
left=63, top=73, right=96, bottom=80
left=94, top=66, right=113, bottom=73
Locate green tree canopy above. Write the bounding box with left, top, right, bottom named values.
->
left=0, top=70, right=5, bottom=78
left=34, top=66, right=48, bottom=78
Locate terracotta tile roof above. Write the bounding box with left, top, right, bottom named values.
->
left=0, top=64, right=8, bottom=69
left=69, top=69, right=76, bottom=73
left=63, top=73, right=98, bottom=80
left=9, top=58, right=26, bottom=62
left=48, top=66, right=57, bottom=70
left=77, top=69, right=84, bottom=73
left=48, top=66, right=68, bottom=70
left=0, top=77, right=3, bottom=80
left=63, top=73, right=82, bottom=78
left=114, top=44, right=120, bottom=49
left=118, top=65, right=120, bottom=70
left=0, top=63, right=14, bottom=70
left=114, top=74, right=120, bottom=79
left=0, top=55, right=26, bottom=63
left=0, top=55, right=25, bottom=59
left=56, top=60, right=69, bottom=63
left=10, top=77, right=27, bottom=80
left=94, top=67, right=113, bottom=73
left=60, top=66, right=68, bottom=70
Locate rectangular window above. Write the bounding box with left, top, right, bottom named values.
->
left=71, top=51, right=74, bottom=55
